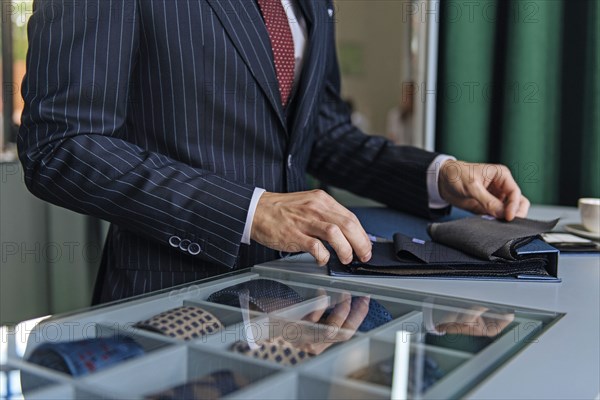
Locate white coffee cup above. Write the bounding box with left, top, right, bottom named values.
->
left=578, top=198, right=600, bottom=233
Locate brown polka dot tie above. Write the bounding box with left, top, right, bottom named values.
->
left=230, top=337, right=313, bottom=366
left=134, top=306, right=224, bottom=341
left=257, top=0, right=295, bottom=106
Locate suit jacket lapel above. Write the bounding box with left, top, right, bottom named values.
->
left=205, top=0, right=287, bottom=130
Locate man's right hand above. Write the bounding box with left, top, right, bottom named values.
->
left=250, top=190, right=372, bottom=266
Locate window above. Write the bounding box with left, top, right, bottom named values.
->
left=1, top=0, right=33, bottom=156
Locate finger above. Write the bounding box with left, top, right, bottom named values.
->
left=504, top=191, right=521, bottom=221
left=327, top=211, right=372, bottom=262
left=299, top=235, right=330, bottom=266
left=310, top=191, right=372, bottom=261
left=498, top=174, right=522, bottom=221
left=328, top=295, right=361, bottom=342
left=515, top=196, right=530, bottom=218
left=470, top=183, right=506, bottom=218
left=307, top=221, right=354, bottom=264
left=302, top=289, right=328, bottom=322
left=486, top=165, right=526, bottom=221
left=340, top=296, right=370, bottom=332
left=305, top=191, right=372, bottom=262
left=324, top=293, right=352, bottom=330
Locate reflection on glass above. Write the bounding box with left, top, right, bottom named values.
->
left=349, top=354, right=445, bottom=396
left=423, top=299, right=516, bottom=354
left=0, top=273, right=561, bottom=399
left=298, top=291, right=370, bottom=355
left=429, top=306, right=515, bottom=337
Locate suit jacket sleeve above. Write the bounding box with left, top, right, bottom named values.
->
left=17, top=0, right=253, bottom=268
left=307, top=1, right=443, bottom=219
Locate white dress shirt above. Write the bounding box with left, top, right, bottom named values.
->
left=241, top=0, right=451, bottom=244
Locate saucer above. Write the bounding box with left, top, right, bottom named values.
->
left=565, top=224, right=600, bottom=240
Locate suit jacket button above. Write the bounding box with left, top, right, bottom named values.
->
left=179, top=239, right=191, bottom=251
left=188, top=242, right=202, bottom=255
left=287, top=154, right=293, bottom=168
left=168, top=236, right=181, bottom=248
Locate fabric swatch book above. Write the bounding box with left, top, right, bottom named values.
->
left=328, top=216, right=560, bottom=282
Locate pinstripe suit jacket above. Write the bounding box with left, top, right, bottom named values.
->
left=18, top=0, right=440, bottom=303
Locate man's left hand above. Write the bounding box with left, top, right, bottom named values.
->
left=438, top=160, right=530, bottom=221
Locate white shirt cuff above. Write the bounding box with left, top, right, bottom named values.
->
left=427, top=154, right=456, bottom=210
left=241, top=188, right=266, bottom=245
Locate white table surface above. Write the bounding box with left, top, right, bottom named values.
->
left=255, top=205, right=600, bottom=399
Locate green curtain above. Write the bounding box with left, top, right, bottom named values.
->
left=436, top=0, right=599, bottom=205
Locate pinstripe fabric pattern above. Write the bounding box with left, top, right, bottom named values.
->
left=18, top=0, right=439, bottom=304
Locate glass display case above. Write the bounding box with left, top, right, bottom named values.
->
left=1, top=267, right=562, bottom=399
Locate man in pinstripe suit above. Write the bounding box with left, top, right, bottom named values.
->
left=18, top=0, right=529, bottom=304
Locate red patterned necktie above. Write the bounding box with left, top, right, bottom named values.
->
left=256, top=0, right=295, bottom=106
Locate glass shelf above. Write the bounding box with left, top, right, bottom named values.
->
left=0, top=268, right=562, bottom=399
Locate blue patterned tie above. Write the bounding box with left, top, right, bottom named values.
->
left=207, top=279, right=304, bottom=313
left=27, top=337, right=144, bottom=377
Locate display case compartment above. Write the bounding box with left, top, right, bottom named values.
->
left=225, top=372, right=390, bottom=400
left=223, top=371, right=298, bottom=399
left=194, top=313, right=363, bottom=360
left=296, top=375, right=391, bottom=400
left=4, top=267, right=562, bottom=399
left=299, top=337, right=390, bottom=379
left=93, top=300, right=264, bottom=347
left=196, top=276, right=335, bottom=314
left=259, top=316, right=365, bottom=359
left=10, top=324, right=174, bottom=385
left=255, top=278, right=423, bottom=315
left=421, top=317, right=544, bottom=399
left=272, top=291, right=423, bottom=335
left=372, top=311, right=423, bottom=342
left=299, top=336, right=471, bottom=396
left=418, top=313, right=543, bottom=358
left=79, top=344, right=283, bottom=399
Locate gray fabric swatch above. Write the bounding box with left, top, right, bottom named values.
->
left=427, top=216, right=558, bottom=261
